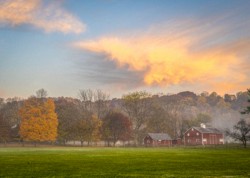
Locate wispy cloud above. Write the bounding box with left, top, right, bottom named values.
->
left=73, top=17, right=250, bottom=94
left=0, top=0, right=85, bottom=33
left=72, top=52, right=144, bottom=88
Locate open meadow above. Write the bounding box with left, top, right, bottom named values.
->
left=0, top=147, right=250, bottom=177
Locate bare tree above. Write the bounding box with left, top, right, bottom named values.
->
left=79, top=89, right=95, bottom=112
left=79, top=89, right=110, bottom=118
left=94, top=89, right=110, bottom=119
left=226, top=89, right=250, bottom=148
left=161, top=95, right=188, bottom=138
left=36, top=88, right=48, bottom=98
left=226, top=119, right=250, bottom=148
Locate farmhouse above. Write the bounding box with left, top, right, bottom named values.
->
left=144, top=133, right=173, bottom=146
left=184, top=124, right=224, bottom=145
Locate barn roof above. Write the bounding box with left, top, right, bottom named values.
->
left=147, top=133, right=172, bottom=140
left=193, top=127, right=223, bottom=134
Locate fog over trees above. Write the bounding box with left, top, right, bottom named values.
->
left=0, top=89, right=249, bottom=146
left=226, top=89, right=250, bottom=147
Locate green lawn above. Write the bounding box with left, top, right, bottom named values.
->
left=0, top=147, right=250, bottom=177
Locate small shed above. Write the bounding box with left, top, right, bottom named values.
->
left=184, top=124, right=224, bottom=145
left=144, top=133, right=172, bottom=146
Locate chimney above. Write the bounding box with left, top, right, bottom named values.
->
left=200, top=123, right=206, bottom=128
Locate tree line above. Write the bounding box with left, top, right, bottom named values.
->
left=0, top=89, right=249, bottom=146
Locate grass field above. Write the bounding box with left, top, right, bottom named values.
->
left=0, top=147, right=250, bottom=177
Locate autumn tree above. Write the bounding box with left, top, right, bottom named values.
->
left=190, top=113, right=212, bottom=127
left=241, top=89, right=250, bottom=114
left=0, top=98, right=22, bottom=141
left=19, top=97, right=58, bottom=145
left=224, top=94, right=236, bottom=103
left=207, top=92, right=221, bottom=106
left=122, top=91, right=152, bottom=145
left=54, top=97, right=81, bottom=145
left=77, top=89, right=109, bottom=145
left=146, top=102, right=172, bottom=134
left=0, top=113, right=11, bottom=144
left=75, top=114, right=102, bottom=146
left=160, top=94, right=189, bottom=138
left=1, top=97, right=22, bottom=129
left=102, top=111, right=132, bottom=146
left=0, top=99, right=10, bottom=143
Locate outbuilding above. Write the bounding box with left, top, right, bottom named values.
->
left=144, top=133, right=173, bottom=146
left=184, top=124, right=224, bottom=145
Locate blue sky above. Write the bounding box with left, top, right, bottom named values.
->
left=0, top=0, right=250, bottom=99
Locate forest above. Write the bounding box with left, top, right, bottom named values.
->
left=0, top=89, right=249, bottom=146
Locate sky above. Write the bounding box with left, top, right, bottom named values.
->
left=0, top=0, right=250, bottom=99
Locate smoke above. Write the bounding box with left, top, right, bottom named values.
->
left=211, top=110, right=241, bottom=130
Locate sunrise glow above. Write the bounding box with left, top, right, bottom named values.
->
left=0, top=0, right=249, bottom=98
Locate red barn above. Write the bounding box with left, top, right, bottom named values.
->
left=184, top=124, right=224, bottom=145
left=144, top=133, right=172, bottom=146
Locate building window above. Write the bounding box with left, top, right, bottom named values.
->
left=196, top=132, right=199, bottom=136
left=196, top=139, right=200, bottom=143
left=203, top=138, right=207, bottom=142
left=192, top=128, right=194, bottom=131
left=187, top=133, right=190, bottom=136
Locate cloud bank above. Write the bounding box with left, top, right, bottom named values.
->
left=0, top=0, right=85, bottom=33
left=74, top=19, right=250, bottom=94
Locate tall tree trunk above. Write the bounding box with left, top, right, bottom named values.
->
left=243, top=140, right=247, bottom=148
left=134, top=131, right=139, bottom=146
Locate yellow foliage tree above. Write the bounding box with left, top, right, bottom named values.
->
left=19, top=97, right=58, bottom=144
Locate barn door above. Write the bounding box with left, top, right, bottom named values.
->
left=209, top=135, right=217, bottom=144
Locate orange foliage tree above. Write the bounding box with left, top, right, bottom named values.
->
left=19, top=97, right=58, bottom=144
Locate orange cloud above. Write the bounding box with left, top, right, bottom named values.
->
left=74, top=32, right=247, bottom=92
left=0, top=0, right=85, bottom=33
left=72, top=11, right=250, bottom=93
